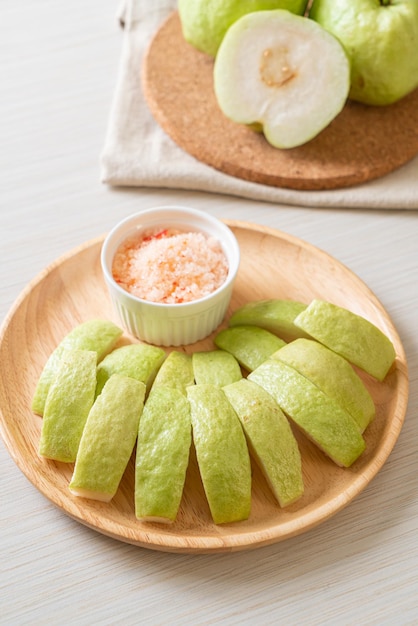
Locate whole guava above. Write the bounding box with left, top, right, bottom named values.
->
left=309, top=0, right=418, bottom=105
left=178, top=0, right=309, bottom=57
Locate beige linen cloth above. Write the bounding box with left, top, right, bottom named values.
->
left=100, top=0, right=418, bottom=209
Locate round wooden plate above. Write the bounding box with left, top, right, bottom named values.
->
left=0, top=222, right=408, bottom=553
left=142, top=12, right=418, bottom=191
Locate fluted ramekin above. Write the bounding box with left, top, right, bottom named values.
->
left=101, top=206, right=240, bottom=346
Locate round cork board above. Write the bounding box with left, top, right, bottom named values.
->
left=142, top=12, right=418, bottom=191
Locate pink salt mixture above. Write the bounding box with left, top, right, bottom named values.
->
left=112, top=227, right=229, bottom=304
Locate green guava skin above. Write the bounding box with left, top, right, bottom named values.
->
left=187, top=384, right=252, bottom=524
left=32, top=319, right=122, bottom=416
left=272, top=338, right=375, bottom=432
left=69, top=375, right=146, bottom=501
left=229, top=299, right=309, bottom=342
left=95, top=343, right=166, bottom=396
left=249, top=359, right=366, bottom=467
left=294, top=299, right=396, bottom=381
left=214, top=325, right=286, bottom=372
left=309, top=0, right=418, bottom=105
left=192, top=350, right=242, bottom=387
left=135, top=386, right=192, bottom=523
left=151, top=351, right=194, bottom=396
left=39, top=350, right=97, bottom=463
left=223, top=378, right=304, bottom=507
left=178, top=0, right=310, bottom=57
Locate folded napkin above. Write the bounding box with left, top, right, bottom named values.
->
left=100, top=0, right=418, bottom=209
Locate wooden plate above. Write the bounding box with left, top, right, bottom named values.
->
left=142, top=12, right=418, bottom=191
left=0, top=222, right=408, bottom=553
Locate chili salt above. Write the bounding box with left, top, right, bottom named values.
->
left=112, top=228, right=229, bottom=304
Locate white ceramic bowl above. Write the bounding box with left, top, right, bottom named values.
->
left=101, top=206, right=240, bottom=346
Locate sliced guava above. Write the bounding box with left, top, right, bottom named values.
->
left=135, top=386, right=192, bottom=523
left=69, top=374, right=146, bottom=502
left=214, top=325, right=286, bottom=371
left=249, top=359, right=365, bottom=467
left=229, top=299, right=308, bottom=341
left=214, top=10, right=350, bottom=148
left=95, top=343, right=166, bottom=396
left=192, top=350, right=242, bottom=387
left=223, top=378, right=304, bottom=507
left=38, top=349, right=97, bottom=462
left=272, top=338, right=375, bottom=432
left=187, top=384, right=251, bottom=524
left=32, top=319, right=123, bottom=416
left=151, top=351, right=194, bottom=396
left=294, top=299, right=396, bottom=381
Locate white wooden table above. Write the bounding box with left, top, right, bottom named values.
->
left=1, top=2, right=418, bottom=624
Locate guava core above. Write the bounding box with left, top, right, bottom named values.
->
left=214, top=10, right=350, bottom=149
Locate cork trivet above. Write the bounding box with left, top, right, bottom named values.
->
left=142, top=12, right=418, bottom=191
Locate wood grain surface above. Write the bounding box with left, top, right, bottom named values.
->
left=0, top=223, right=408, bottom=553
left=142, top=12, right=418, bottom=191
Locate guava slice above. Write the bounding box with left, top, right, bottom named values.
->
left=213, top=10, right=350, bottom=149
left=187, top=384, right=251, bottom=524
left=294, top=300, right=396, bottom=381
left=151, top=351, right=194, bottom=396
left=223, top=378, right=304, bottom=507
left=249, top=359, right=365, bottom=467
left=192, top=350, right=242, bottom=387
left=69, top=374, right=146, bottom=502
left=32, top=319, right=123, bottom=416
left=229, top=299, right=308, bottom=341
left=38, top=349, right=97, bottom=462
left=214, top=325, right=286, bottom=371
left=135, top=386, right=192, bottom=523
left=178, top=0, right=309, bottom=57
left=272, top=338, right=375, bottom=432
left=95, top=343, right=166, bottom=396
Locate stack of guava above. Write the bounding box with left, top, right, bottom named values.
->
left=178, top=0, right=418, bottom=148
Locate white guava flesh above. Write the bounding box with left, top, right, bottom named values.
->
left=214, top=10, right=350, bottom=148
